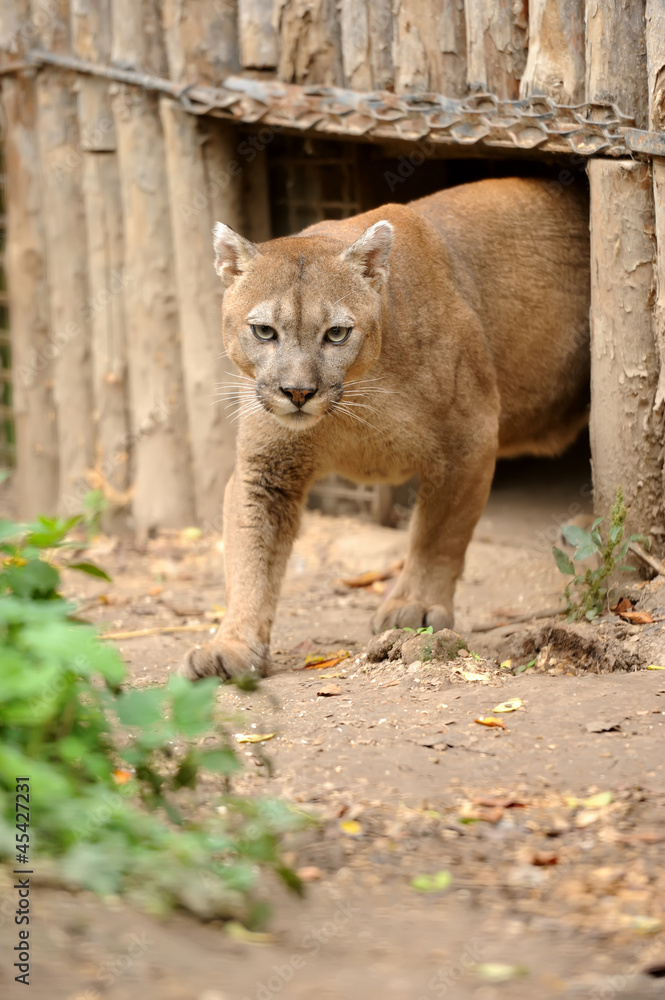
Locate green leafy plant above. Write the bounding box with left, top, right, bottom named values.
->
left=552, top=487, right=647, bottom=621
left=0, top=515, right=306, bottom=923
left=402, top=625, right=434, bottom=634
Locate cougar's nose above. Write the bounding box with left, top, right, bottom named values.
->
left=281, top=386, right=317, bottom=408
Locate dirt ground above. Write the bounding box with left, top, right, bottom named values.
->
left=3, top=451, right=665, bottom=1000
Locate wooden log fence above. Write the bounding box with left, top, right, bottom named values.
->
left=0, top=0, right=663, bottom=546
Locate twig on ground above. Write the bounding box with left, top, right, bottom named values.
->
left=628, top=541, right=665, bottom=578
left=470, top=607, right=561, bottom=633
left=102, top=623, right=215, bottom=640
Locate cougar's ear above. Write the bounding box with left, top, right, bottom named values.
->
left=213, top=222, right=259, bottom=285
left=341, top=220, right=394, bottom=287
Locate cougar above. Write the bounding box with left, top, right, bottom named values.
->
left=181, top=177, right=590, bottom=679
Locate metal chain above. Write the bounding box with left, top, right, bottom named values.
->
left=18, top=49, right=665, bottom=159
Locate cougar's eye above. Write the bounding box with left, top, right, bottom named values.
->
left=325, top=326, right=351, bottom=344
left=251, top=324, right=277, bottom=341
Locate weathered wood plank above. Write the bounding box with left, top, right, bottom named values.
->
left=646, top=0, right=665, bottom=496
left=465, top=0, right=528, bottom=99
left=586, top=0, right=648, bottom=126
left=238, top=0, right=277, bottom=70
left=394, top=0, right=466, bottom=96
left=160, top=100, right=241, bottom=526
left=35, top=67, right=96, bottom=513
left=114, top=89, right=195, bottom=534
left=111, top=0, right=167, bottom=75
left=162, top=0, right=239, bottom=85
left=520, top=0, right=585, bottom=104
left=72, top=0, right=130, bottom=532
left=588, top=159, right=662, bottom=546
left=1, top=75, right=59, bottom=516
left=276, top=0, right=343, bottom=85
left=341, top=0, right=394, bottom=91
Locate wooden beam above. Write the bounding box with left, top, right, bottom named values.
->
left=162, top=0, right=239, bottom=85
left=114, top=88, right=195, bottom=534
left=341, top=0, right=394, bottom=92
left=465, top=0, right=528, bottom=99
left=276, top=0, right=342, bottom=85
left=238, top=0, right=278, bottom=70
left=588, top=159, right=662, bottom=545
left=393, top=0, right=466, bottom=96
left=1, top=75, right=59, bottom=515
left=520, top=0, right=585, bottom=104
left=110, top=0, right=167, bottom=75
left=35, top=66, right=96, bottom=514
left=160, top=99, right=241, bottom=526
left=646, top=0, right=665, bottom=553
left=585, top=0, right=648, bottom=126
left=72, top=0, right=131, bottom=533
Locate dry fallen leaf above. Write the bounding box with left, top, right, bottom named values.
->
left=493, top=698, right=523, bottom=713
left=300, top=649, right=351, bottom=670
left=532, top=850, right=559, bottom=866
left=475, top=716, right=507, bottom=730
left=317, top=684, right=343, bottom=697
left=610, top=597, right=633, bottom=615
left=460, top=670, right=490, bottom=684
left=340, top=559, right=404, bottom=589
left=234, top=732, right=276, bottom=744
left=618, top=610, right=655, bottom=625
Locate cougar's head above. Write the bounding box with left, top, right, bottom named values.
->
left=213, top=220, right=393, bottom=431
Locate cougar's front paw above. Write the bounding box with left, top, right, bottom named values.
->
left=372, top=598, right=453, bottom=634
left=179, top=636, right=269, bottom=681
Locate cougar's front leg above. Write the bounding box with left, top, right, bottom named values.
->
left=373, top=424, right=498, bottom=634
left=181, top=448, right=313, bottom=680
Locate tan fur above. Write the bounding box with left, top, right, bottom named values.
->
left=181, top=178, right=590, bottom=679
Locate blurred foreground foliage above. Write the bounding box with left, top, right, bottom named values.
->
left=0, top=505, right=305, bottom=925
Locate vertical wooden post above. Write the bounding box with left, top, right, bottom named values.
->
left=519, top=0, right=585, bottom=104
left=72, top=0, right=131, bottom=533
left=238, top=0, right=278, bottom=70
left=586, top=0, right=662, bottom=548
left=393, top=0, right=466, bottom=96
left=160, top=3, right=245, bottom=525
left=162, top=0, right=239, bottom=85
left=646, top=0, right=665, bottom=549
left=160, top=100, right=243, bottom=525
left=465, top=0, right=528, bottom=99
left=35, top=55, right=96, bottom=512
left=113, top=89, right=195, bottom=535
left=341, top=0, right=394, bottom=92
left=1, top=75, right=59, bottom=516
left=275, top=0, right=343, bottom=85
left=110, top=0, right=168, bottom=76
left=587, top=161, right=661, bottom=538
left=586, top=0, right=648, bottom=125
